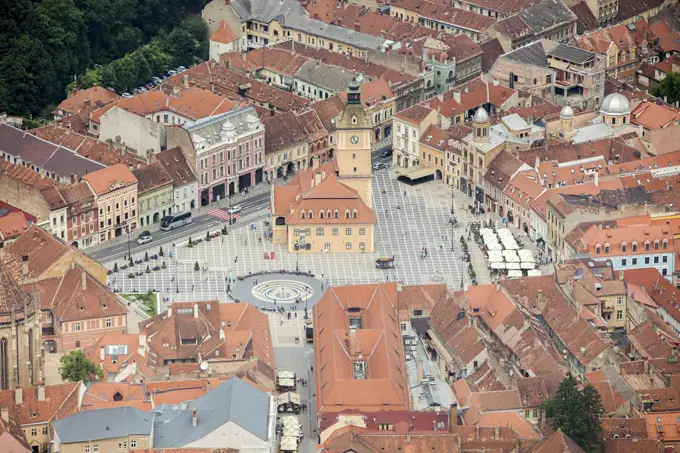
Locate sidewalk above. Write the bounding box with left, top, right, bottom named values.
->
left=86, top=180, right=280, bottom=254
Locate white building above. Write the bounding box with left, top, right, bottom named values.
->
left=393, top=105, right=438, bottom=169
left=156, top=147, right=198, bottom=213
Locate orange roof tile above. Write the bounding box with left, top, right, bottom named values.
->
left=631, top=100, right=680, bottom=130
left=0, top=212, right=29, bottom=242
left=0, top=383, right=81, bottom=426
left=56, top=86, right=120, bottom=116
left=475, top=412, right=540, bottom=439
left=211, top=20, right=238, bottom=44
left=82, top=164, right=137, bottom=195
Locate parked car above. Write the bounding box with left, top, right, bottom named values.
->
left=137, top=233, right=152, bottom=245
left=137, top=87, right=147, bottom=93
left=145, top=83, right=154, bottom=90
left=227, top=205, right=242, bottom=214
left=139, top=231, right=151, bottom=238
left=380, top=149, right=393, bottom=158
left=151, top=76, right=163, bottom=84
left=167, top=70, right=177, bottom=77
left=177, top=66, right=187, bottom=72
left=121, top=92, right=133, bottom=98
left=372, top=163, right=386, bottom=170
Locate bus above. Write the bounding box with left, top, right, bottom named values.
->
left=160, top=212, right=192, bottom=231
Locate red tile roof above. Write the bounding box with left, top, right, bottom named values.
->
left=429, top=76, right=517, bottom=117
left=313, top=283, right=410, bottom=413
left=210, top=20, right=238, bottom=44
left=0, top=212, right=29, bottom=242
left=0, top=383, right=81, bottom=426
left=82, top=164, right=137, bottom=195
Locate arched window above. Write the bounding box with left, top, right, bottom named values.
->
left=654, top=240, right=660, bottom=250
left=345, top=209, right=350, bottom=219
left=663, top=238, right=669, bottom=249
left=621, top=242, right=627, bottom=252
left=334, top=210, right=339, bottom=219
left=327, top=209, right=332, bottom=219
left=301, top=211, right=306, bottom=219
left=0, top=338, right=7, bottom=391
left=308, top=210, right=313, bottom=219
left=353, top=209, right=358, bottom=219
left=632, top=241, right=638, bottom=252
left=319, top=210, right=324, bottom=219
left=595, top=244, right=601, bottom=254
left=604, top=243, right=610, bottom=253
left=645, top=240, right=650, bottom=251
left=28, top=329, right=33, bottom=385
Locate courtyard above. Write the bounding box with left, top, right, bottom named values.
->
left=105, top=168, right=473, bottom=303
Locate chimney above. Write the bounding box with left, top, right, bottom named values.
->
left=453, top=91, right=461, bottom=104
left=619, top=270, right=624, bottom=280
left=450, top=403, right=458, bottom=428
left=37, top=383, right=45, bottom=402
left=594, top=170, right=598, bottom=187
left=183, top=75, right=189, bottom=89
left=219, top=328, right=225, bottom=340
left=314, top=171, right=322, bottom=186
left=321, top=169, right=326, bottom=180
left=100, top=346, right=105, bottom=362
left=417, top=360, right=424, bottom=382
left=14, top=387, right=22, bottom=405
left=192, top=408, right=197, bottom=427
left=0, top=407, right=8, bottom=423
left=21, top=256, right=29, bottom=277
left=537, top=289, right=543, bottom=306
left=81, top=271, right=87, bottom=290
left=193, top=303, right=199, bottom=319
left=312, top=156, right=320, bottom=170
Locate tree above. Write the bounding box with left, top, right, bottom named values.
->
left=113, top=262, right=118, bottom=272
left=59, top=350, right=103, bottom=383
left=194, top=261, right=200, bottom=271
left=144, top=251, right=149, bottom=261
left=205, top=230, right=211, bottom=241
left=544, top=373, right=603, bottom=452
left=652, top=72, right=680, bottom=105
left=159, top=246, right=164, bottom=257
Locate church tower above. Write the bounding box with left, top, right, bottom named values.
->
left=336, top=78, right=373, bottom=208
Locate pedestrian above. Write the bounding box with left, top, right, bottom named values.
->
left=321, top=284, right=324, bottom=290
left=280, top=319, right=283, bottom=326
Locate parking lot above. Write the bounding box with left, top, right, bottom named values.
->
left=106, top=167, right=471, bottom=302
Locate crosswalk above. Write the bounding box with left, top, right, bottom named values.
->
left=208, top=209, right=241, bottom=222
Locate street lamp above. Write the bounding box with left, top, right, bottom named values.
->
left=126, top=226, right=133, bottom=266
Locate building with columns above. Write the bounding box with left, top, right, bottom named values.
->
left=0, top=260, right=42, bottom=390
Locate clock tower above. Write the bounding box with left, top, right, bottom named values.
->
left=336, top=77, right=373, bottom=207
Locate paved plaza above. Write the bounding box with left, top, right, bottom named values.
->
left=105, top=168, right=480, bottom=303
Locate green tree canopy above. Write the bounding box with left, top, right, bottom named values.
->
left=544, top=373, right=604, bottom=453
left=58, top=350, right=104, bottom=384
left=0, top=0, right=206, bottom=116
left=652, top=72, right=680, bottom=105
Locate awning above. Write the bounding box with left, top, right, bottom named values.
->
left=528, top=269, right=542, bottom=276
left=490, top=262, right=506, bottom=269
left=508, top=270, right=523, bottom=278
left=398, top=165, right=436, bottom=180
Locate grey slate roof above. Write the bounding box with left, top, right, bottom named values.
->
left=295, top=60, right=357, bottom=93
left=548, top=43, right=594, bottom=64
left=53, top=407, right=152, bottom=443
left=153, top=377, right=271, bottom=447
left=229, top=0, right=387, bottom=50
left=518, top=0, right=577, bottom=35
left=502, top=41, right=551, bottom=67
left=0, top=124, right=106, bottom=178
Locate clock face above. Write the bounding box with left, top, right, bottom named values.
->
left=350, top=135, right=359, bottom=144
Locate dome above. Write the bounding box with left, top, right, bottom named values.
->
left=600, top=93, right=630, bottom=116
left=473, top=107, right=489, bottom=123
left=221, top=121, right=236, bottom=132
left=560, top=105, right=575, bottom=119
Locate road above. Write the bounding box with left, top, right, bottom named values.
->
left=88, top=192, right=271, bottom=262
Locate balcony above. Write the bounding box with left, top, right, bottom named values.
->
left=247, top=39, right=265, bottom=49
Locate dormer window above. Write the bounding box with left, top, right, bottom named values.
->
left=654, top=240, right=660, bottom=250
left=308, top=210, right=313, bottom=219
left=345, top=209, right=350, bottom=219
left=319, top=210, right=324, bottom=219
left=353, top=209, right=358, bottom=219
left=663, top=239, right=669, bottom=249
left=632, top=241, right=638, bottom=252
left=645, top=241, right=650, bottom=251
left=301, top=211, right=306, bottom=219
left=604, top=243, right=610, bottom=253
left=621, top=242, right=627, bottom=252
left=334, top=210, right=339, bottom=219
left=595, top=245, right=601, bottom=254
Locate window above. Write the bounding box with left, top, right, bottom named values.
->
left=525, top=409, right=530, bottom=418
left=130, top=441, right=137, bottom=448
left=655, top=240, right=660, bottom=250
left=617, top=297, right=623, bottom=305
left=616, top=310, right=623, bottom=320
left=533, top=408, right=538, bottom=418
left=346, top=228, right=352, bottom=235
left=359, top=228, right=365, bottom=235
left=75, top=322, right=81, bottom=331
left=663, top=239, right=669, bottom=249
left=401, top=323, right=407, bottom=332
left=359, top=242, right=365, bottom=250
left=93, top=446, right=98, bottom=453
left=654, top=256, right=659, bottom=264
left=645, top=241, right=650, bottom=251
left=663, top=256, right=669, bottom=263
left=346, top=242, right=352, bottom=250
left=595, top=245, right=601, bottom=254
left=621, top=258, right=627, bottom=266
left=316, top=227, right=324, bottom=236
left=332, top=228, right=338, bottom=236
left=604, top=244, right=610, bottom=253
left=42, top=427, right=48, bottom=435
left=632, top=258, right=638, bottom=265
left=632, top=242, right=637, bottom=252
left=645, top=257, right=650, bottom=264
left=85, top=446, right=90, bottom=453
left=106, top=319, right=112, bottom=328
left=293, top=229, right=299, bottom=236
left=31, top=428, right=37, bottom=436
